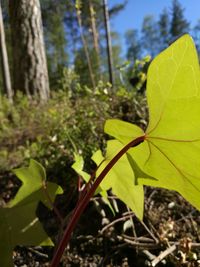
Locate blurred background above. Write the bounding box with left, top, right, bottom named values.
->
left=1, top=0, right=200, bottom=201
left=0, top=1, right=200, bottom=266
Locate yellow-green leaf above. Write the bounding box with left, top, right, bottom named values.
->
left=92, top=140, right=144, bottom=220
left=105, top=34, right=200, bottom=211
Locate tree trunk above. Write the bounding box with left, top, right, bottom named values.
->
left=75, top=3, right=96, bottom=89
left=9, top=0, right=49, bottom=101
left=0, top=2, right=13, bottom=103
left=103, top=0, right=115, bottom=87
left=89, top=0, right=101, bottom=79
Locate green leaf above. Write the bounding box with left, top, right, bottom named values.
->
left=0, top=159, right=63, bottom=266
left=72, top=153, right=101, bottom=194
left=9, top=159, right=63, bottom=209
left=71, top=153, right=90, bottom=182
left=0, top=202, right=53, bottom=267
left=72, top=153, right=114, bottom=212
left=104, top=120, right=156, bottom=185
left=92, top=140, right=144, bottom=220
left=105, top=119, right=144, bottom=145
left=126, top=154, right=156, bottom=185
left=105, top=34, right=200, bottom=211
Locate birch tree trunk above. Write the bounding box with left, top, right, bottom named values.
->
left=9, top=0, right=49, bottom=101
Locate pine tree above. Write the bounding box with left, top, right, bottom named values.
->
left=41, top=0, right=69, bottom=89
left=192, top=20, right=200, bottom=56
left=141, top=15, right=159, bottom=57
left=125, top=29, right=141, bottom=62
left=9, top=0, right=49, bottom=101
left=158, top=8, right=170, bottom=50
left=73, top=0, right=125, bottom=87
left=170, top=0, right=190, bottom=40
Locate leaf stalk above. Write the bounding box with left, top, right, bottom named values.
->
left=49, top=135, right=145, bottom=267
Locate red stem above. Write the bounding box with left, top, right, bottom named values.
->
left=49, top=135, right=145, bottom=267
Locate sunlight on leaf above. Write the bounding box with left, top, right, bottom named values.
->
left=72, top=153, right=114, bottom=212
left=105, top=34, right=200, bottom=211
left=92, top=140, right=144, bottom=220
left=72, top=153, right=90, bottom=182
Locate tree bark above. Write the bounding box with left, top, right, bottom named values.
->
left=0, top=2, right=13, bottom=103
left=89, top=0, right=101, bottom=78
left=76, top=3, right=96, bottom=89
left=103, top=0, right=115, bottom=87
left=9, top=0, right=49, bottom=101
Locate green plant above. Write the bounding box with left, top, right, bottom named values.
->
left=1, top=34, right=200, bottom=266
left=0, top=160, right=63, bottom=266
left=50, top=34, right=200, bottom=266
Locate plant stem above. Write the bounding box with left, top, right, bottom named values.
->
left=42, top=182, right=64, bottom=226
left=49, top=135, right=145, bottom=267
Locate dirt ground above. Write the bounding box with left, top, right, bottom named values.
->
left=1, top=173, right=200, bottom=267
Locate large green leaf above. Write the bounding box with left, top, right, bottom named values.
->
left=105, top=34, right=200, bottom=211
left=0, top=159, right=63, bottom=267
left=92, top=140, right=144, bottom=220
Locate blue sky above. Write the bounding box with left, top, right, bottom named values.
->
left=110, top=0, right=200, bottom=36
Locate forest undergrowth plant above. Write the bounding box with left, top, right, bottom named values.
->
left=50, top=34, right=200, bottom=266
left=0, top=160, right=63, bottom=267
left=1, top=34, right=200, bottom=267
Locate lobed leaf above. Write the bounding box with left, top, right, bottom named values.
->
left=92, top=140, right=144, bottom=220
left=105, top=34, right=200, bottom=211
left=72, top=153, right=114, bottom=211
left=0, top=159, right=63, bottom=266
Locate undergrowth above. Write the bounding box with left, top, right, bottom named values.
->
left=0, top=85, right=147, bottom=185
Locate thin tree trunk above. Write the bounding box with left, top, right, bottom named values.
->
left=9, top=0, right=49, bottom=102
left=0, top=2, right=12, bottom=103
left=69, top=10, right=78, bottom=60
left=89, top=0, right=101, bottom=78
left=103, top=0, right=115, bottom=86
left=75, top=3, right=96, bottom=89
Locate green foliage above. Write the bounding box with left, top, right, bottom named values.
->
left=72, top=153, right=111, bottom=204
left=0, top=83, right=146, bottom=184
left=56, top=36, right=200, bottom=264
left=105, top=34, right=200, bottom=211
left=73, top=33, right=200, bottom=219
left=170, top=0, right=190, bottom=39
left=0, top=160, right=63, bottom=267
left=41, top=0, right=69, bottom=89
left=137, top=0, right=190, bottom=59
left=9, top=159, right=63, bottom=208
left=0, top=92, right=72, bottom=173
left=2, top=34, right=200, bottom=267
left=142, top=15, right=160, bottom=57
left=125, top=29, right=141, bottom=62
left=127, top=55, right=151, bottom=93
left=71, top=153, right=90, bottom=182
left=58, top=67, right=81, bottom=97
left=158, top=8, right=170, bottom=50
left=72, top=138, right=146, bottom=219
left=92, top=140, right=144, bottom=220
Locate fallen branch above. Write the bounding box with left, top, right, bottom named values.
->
left=151, top=244, right=176, bottom=266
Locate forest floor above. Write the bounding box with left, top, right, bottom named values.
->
left=1, top=172, right=200, bottom=267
